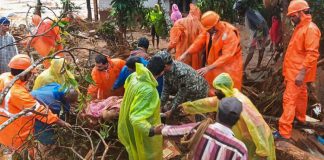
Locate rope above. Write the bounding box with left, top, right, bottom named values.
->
left=181, top=118, right=214, bottom=159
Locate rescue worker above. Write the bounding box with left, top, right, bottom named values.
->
left=118, top=58, right=164, bottom=160
left=155, top=51, right=208, bottom=116
left=179, top=11, right=243, bottom=94
left=0, top=54, right=70, bottom=152
left=32, top=84, right=78, bottom=145
left=180, top=73, right=276, bottom=160
left=167, top=4, right=203, bottom=69
left=233, top=0, right=269, bottom=71
left=87, top=54, right=125, bottom=100
left=33, top=57, right=75, bottom=90
left=274, top=0, right=321, bottom=140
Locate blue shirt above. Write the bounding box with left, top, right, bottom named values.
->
left=31, top=82, right=69, bottom=115
left=113, top=57, right=164, bottom=96
left=31, top=82, right=69, bottom=145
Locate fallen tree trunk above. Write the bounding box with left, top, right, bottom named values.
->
left=263, top=115, right=324, bottom=131
left=276, top=141, right=322, bottom=160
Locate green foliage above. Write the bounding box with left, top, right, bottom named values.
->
left=309, top=0, right=324, bottom=38
left=197, top=0, right=237, bottom=22
left=97, top=20, right=117, bottom=40
left=110, top=0, right=146, bottom=33
left=196, top=0, right=266, bottom=22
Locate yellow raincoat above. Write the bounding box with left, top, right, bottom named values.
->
left=181, top=73, right=276, bottom=160
left=33, top=58, right=75, bottom=90
left=118, top=63, right=162, bottom=160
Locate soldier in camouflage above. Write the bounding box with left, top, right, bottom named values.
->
left=153, top=51, right=209, bottom=115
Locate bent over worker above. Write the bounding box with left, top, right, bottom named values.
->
left=274, top=0, right=321, bottom=140
left=180, top=73, right=276, bottom=160
left=0, top=54, right=70, bottom=151
left=156, top=51, right=208, bottom=116
left=179, top=11, right=243, bottom=94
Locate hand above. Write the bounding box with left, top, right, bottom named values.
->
left=161, top=110, right=173, bottom=119
left=56, top=119, right=71, bottom=128
left=295, top=69, right=306, bottom=86
left=178, top=53, right=187, bottom=62
left=197, top=67, right=209, bottom=76
left=154, top=124, right=164, bottom=135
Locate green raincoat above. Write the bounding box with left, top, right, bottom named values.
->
left=33, top=58, right=75, bottom=90
left=118, top=63, right=162, bottom=160
left=181, top=73, right=276, bottom=160
left=148, top=4, right=165, bottom=36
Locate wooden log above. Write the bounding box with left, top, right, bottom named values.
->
left=276, top=141, right=322, bottom=160
left=263, top=115, right=324, bottom=131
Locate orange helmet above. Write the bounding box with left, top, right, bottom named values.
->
left=8, top=54, right=32, bottom=70
left=201, top=11, right=220, bottom=30
left=287, top=0, right=310, bottom=16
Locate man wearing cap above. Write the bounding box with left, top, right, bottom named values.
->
left=179, top=73, right=276, bottom=160
left=157, top=97, right=248, bottom=160
left=0, top=17, right=18, bottom=74
left=152, top=51, right=208, bottom=117
left=179, top=11, right=243, bottom=95
left=275, top=0, right=321, bottom=140
left=0, top=54, right=70, bottom=151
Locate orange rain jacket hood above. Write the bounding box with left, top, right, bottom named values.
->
left=168, top=4, right=203, bottom=69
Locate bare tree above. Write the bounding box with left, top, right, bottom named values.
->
left=86, top=0, right=93, bottom=21
left=35, top=0, right=42, bottom=16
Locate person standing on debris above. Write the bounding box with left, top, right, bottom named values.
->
left=31, top=84, right=78, bottom=145
left=274, top=0, right=321, bottom=140
left=179, top=11, right=243, bottom=94
left=87, top=54, right=125, bottom=100
left=180, top=73, right=276, bottom=160
left=168, top=4, right=203, bottom=69
left=33, top=57, right=76, bottom=90
left=0, top=17, right=18, bottom=74
left=233, top=0, right=269, bottom=71
left=118, top=60, right=164, bottom=160
left=154, top=51, right=208, bottom=116
left=171, top=4, right=182, bottom=24
left=149, top=4, right=164, bottom=49
left=159, top=97, right=248, bottom=160
left=0, top=54, right=70, bottom=151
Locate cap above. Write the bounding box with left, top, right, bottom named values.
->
left=0, top=17, right=10, bottom=25
left=287, top=0, right=310, bottom=16
left=218, top=97, right=242, bottom=125
left=155, top=50, right=173, bottom=65
left=8, top=54, right=35, bottom=72
left=201, top=11, right=220, bottom=30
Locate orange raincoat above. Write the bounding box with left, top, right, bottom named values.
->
left=187, top=21, right=243, bottom=90
left=30, top=15, right=63, bottom=68
left=280, top=14, right=321, bottom=138
left=168, top=4, right=203, bottom=69
left=88, top=58, right=126, bottom=100
left=0, top=78, right=59, bottom=150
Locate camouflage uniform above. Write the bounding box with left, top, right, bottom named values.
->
left=161, top=61, right=209, bottom=109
